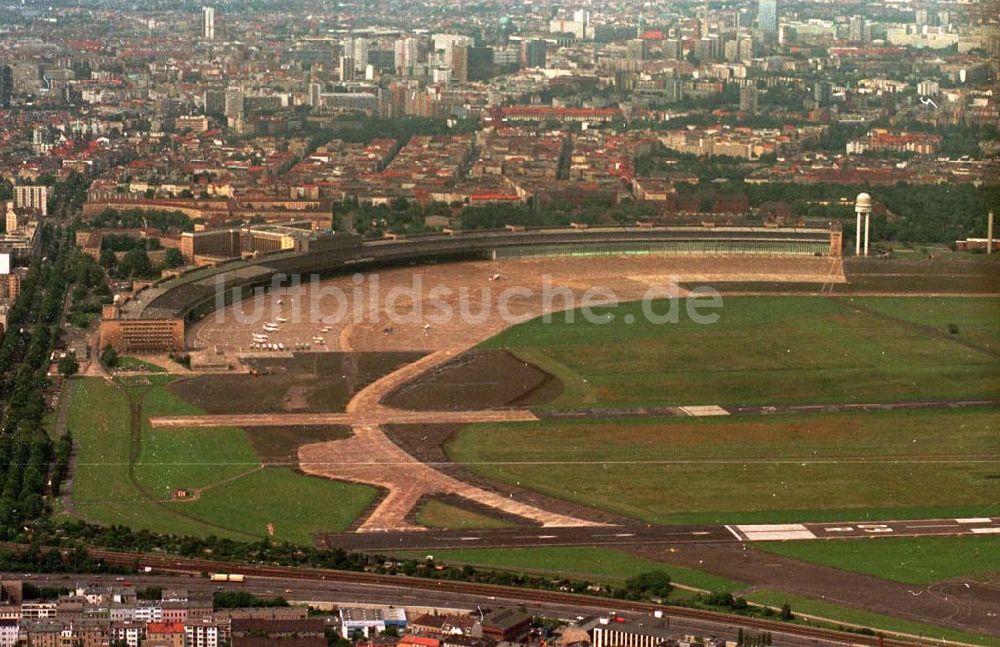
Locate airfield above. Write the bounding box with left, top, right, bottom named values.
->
left=64, top=250, right=1000, bottom=640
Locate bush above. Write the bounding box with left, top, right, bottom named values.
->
left=57, top=356, right=79, bottom=377
left=100, top=345, right=119, bottom=369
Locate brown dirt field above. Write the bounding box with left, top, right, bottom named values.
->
left=625, top=543, right=1000, bottom=638
left=382, top=349, right=563, bottom=411
left=243, top=425, right=352, bottom=466
left=168, top=352, right=423, bottom=414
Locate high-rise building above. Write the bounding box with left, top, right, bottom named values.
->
left=202, top=7, right=215, bottom=40
left=739, top=86, right=759, bottom=114
left=223, top=87, right=243, bottom=129
left=849, top=15, right=867, bottom=43
left=757, top=0, right=778, bottom=33
left=308, top=82, right=323, bottom=107
left=342, top=38, right=369, bottom=73
left=204, top=89, right=225, bottom=116
left=661, top=38, right=682, bottom=61
left=0, top=64, right=12, bottom=108
left=394, top=37, right=420, bottom=76
left=14, top=185, right=50, bottom=216
left=451, top=45, right=493, bottom=82
left=432, top=34, right=473, bottom=67
left=626, top=39, right=648, bottom=62
left=521, top=39, right=547, bottom=68
left=340, top=56, right=356, bottom=81
left=814, top=81, right=833, bottom=107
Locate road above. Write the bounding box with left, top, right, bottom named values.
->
left=1, top=572, right=923, bottom=647
left=322, top=517, right=1000, bottom=551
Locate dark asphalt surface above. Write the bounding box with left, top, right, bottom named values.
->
left=537, top=399, right=999, bottom=420
left=324, top=517, right=1000, bottom=551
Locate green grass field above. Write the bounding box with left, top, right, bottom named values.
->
left=480, top=296, right=999, bottom=408
left=449, top=408, right=1000, bottom=525
left=134, top=380, right=259, bottom=498
left=755, top=535, right=1000, bottom=585
left=391, top=546, right=743, bottom=591
left=853, top=297, right=1000, bottom=352
left=415, top=500, right=516, bottom=530
left=67, top=376, right=376, bottom=542
left=116, top=356, right=167, bottom=372
left=168, top=467, right=378, bottom=544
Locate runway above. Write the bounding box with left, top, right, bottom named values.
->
left=322, top=517, right=1000, bottom=551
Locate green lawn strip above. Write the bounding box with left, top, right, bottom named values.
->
left=852, top=296, right=1000, bottom=352
left=167, top=467, right=378, bottom=544
left=755, top=535, right=1000, bottom=585
left=448, top=409, right=1000, bottom=524
left=415, top=500, right=517, bottom=530
left=71, top=501, right=247, bottom=540
left=134, top=377, right=259, bottom=498
left=66, top=378, right=239, bottom=538
left=68, top=378, right=142, bottom=504
left=390, top=547, right=743, bottom=592
left=479, top=297, right=998, bottom=408
left=116, top=356, right=167, bottom=373
left=744, top=589, right=996, bottom=646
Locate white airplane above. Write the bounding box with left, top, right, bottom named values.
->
left=489, top=273, right=502, bottom=281
left=275, top=317, right=288, bottom=323
left=264, top=324, right=279, bottom=332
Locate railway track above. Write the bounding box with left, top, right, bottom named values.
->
left=80, top=548, right=935, bottom=647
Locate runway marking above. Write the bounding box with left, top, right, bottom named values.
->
left=823, top=527, right=854, bottom=532
left=538, top=535, right=558, bottom=539
left=905, top=524, right=958, bottom=529
left=736, top=524, right=817, bottom=541
left=459, top=537, right=480, bottom=541
left=724, top=525, right=743, bottom=541
left=956, top=518, right=992, bottom=524
left=679, top=405, right=730, bottom=417
left=592, top=533, right=637, bottom=538
left=970, top=528, right=1000, bottom=534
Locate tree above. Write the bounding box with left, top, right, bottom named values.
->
left=623, top=570, right=672, bottom=600
left=163, top=248, right=185, bottom=268
left=137, top=586, right=163, bottom=600
left=780, top=602, right=793, bottom=621
left=57, top=356, right=79, bottom=377
left=100, top=345, right=118, bottom=369
left=120, top=248, right=153, bottom=279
